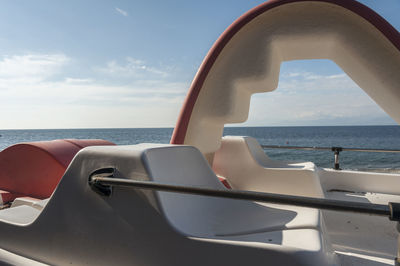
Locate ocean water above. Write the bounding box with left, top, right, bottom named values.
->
left=0, top=126, right=399, bottom=171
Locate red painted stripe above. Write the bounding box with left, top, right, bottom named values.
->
left=218, top=177, right=232, bottom=189
left=170, top=0, right=400, bottom=145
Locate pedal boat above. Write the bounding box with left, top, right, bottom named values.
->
left=1, top=0, right=400, bottom=265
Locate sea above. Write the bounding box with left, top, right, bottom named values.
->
left=1, top=125, right=400, bottom=172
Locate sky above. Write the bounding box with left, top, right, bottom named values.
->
left=0, top=0, right=399, bottom=129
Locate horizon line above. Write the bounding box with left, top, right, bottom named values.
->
left=0, top=124, right=398, bottom=131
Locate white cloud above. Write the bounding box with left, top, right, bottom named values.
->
left=242, top=71, right=394, bottom=126
left=115, top=7, right=128, bottom=17
left=0, top=54, right=69, bottom=79
left=281, top=71, right=347, bottom=80
left=326, top=73, right=347, bottom=79
left=0, top=53, right=188, bottom=129
left=98, top=57, right=168, bottom=78
left=0, top=71, right=186, bottom=107
left=276, top=71, right=358, bottom=94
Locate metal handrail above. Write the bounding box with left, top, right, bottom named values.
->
left=89, top=175, right=400, bottom=221
left=261, top=145, right=400, bottom=170
left=261, top=145, right=400, bottom=153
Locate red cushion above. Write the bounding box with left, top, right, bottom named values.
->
left=0, top=139, right=115, bottom=199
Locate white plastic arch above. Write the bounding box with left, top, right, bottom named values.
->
left=171, top=0, right=400, bottom=162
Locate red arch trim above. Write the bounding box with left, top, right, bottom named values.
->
left=170, top=0, right=400, bottom=145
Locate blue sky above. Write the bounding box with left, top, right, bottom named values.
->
left=0, top=0, right=399, bottom=129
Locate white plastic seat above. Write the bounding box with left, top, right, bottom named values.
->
left=213, top=136, right=324, bottom=198
left=0, top=198, right=49, bottom=225
left=141, top=144, right=333, bottom=264
left=11, top=197, right=49, bottom=210
left=143, top=145, right=319, bottom=236
left=0, top=205, right=41, bottom=225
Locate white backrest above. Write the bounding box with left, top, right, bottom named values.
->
left=213, top=136, right=323, bottom=197
left=142, top=144, right=301, bottom=236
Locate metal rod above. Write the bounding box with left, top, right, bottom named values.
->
left=90, top=176, right=391, bottom=217
left=261, top=145, right=400, bottom=153
left=334, top=152, right=340, bottom=170
left=332, top=147, right=342, bottom=170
